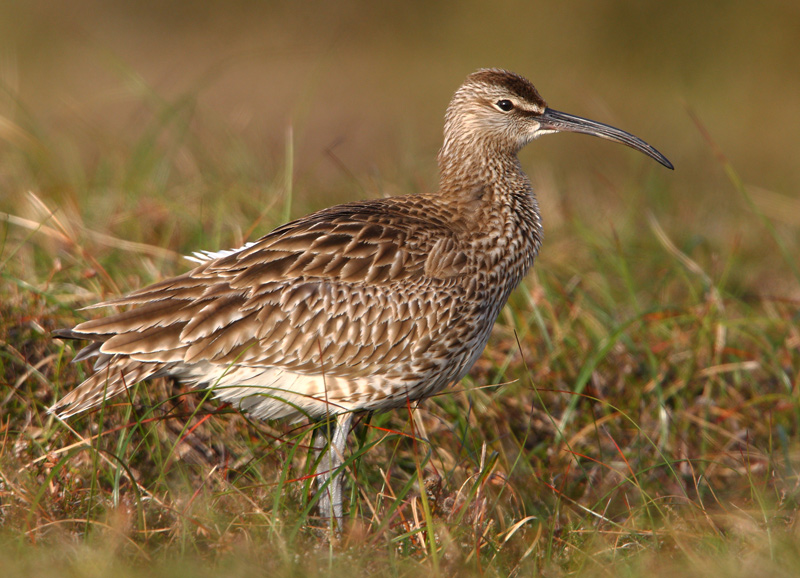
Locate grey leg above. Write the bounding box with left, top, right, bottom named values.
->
left=315, top=412, right=353, bottom=528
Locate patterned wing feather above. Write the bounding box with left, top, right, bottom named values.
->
left=51, top=197, right=471, bottom=419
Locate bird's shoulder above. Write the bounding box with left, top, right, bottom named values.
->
left=195, top=195, right=470, bottom=287
left=95, top=195, right=470, bottom=312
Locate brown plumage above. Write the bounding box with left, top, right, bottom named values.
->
left=51, top=69, right=672, bottom=524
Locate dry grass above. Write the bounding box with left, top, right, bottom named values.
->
left=1, top=49, right=799, bottom=577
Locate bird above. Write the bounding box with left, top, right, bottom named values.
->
left=50, top=68, right=673, bottom=527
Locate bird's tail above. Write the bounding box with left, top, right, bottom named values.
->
left=51, top=329, right=164, bottom=418
left=49, top=358, right=163, bottom=418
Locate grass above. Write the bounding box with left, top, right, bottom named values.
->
left=1, top=77, right=799, bottom=578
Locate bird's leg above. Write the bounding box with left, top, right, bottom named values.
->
left=314, top=411, right=353, bottom=528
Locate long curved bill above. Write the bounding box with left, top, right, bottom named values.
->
left=539, top=108, right=673, bottom=170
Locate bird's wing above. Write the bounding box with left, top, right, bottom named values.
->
left=63, top=198, right=471, bottom=380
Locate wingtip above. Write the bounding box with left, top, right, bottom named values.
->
left=52, top=328, right=81, bottom=340
left=46, top=400, right=67, bottom=418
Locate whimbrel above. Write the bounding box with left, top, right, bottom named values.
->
left=51, top=69, right=672, bottom=526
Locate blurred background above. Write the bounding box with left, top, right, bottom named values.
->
left=1, top=0, right=798, bottom=295
left=2, top=3, right=798, bottom=569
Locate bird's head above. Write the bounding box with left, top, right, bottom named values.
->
left=442, top=68, right=673, bottom=169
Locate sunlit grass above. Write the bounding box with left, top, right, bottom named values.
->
left=1, top=74, right=799, bottom=577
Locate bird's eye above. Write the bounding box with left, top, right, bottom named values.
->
left=495, top=99, right=514, bottom=112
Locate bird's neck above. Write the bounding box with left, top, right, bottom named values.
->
left=438, top=131, right=522, bottom=189
left=437, top=140, right=530, bottom=206
left=436, top=142, right=543, bottom=267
